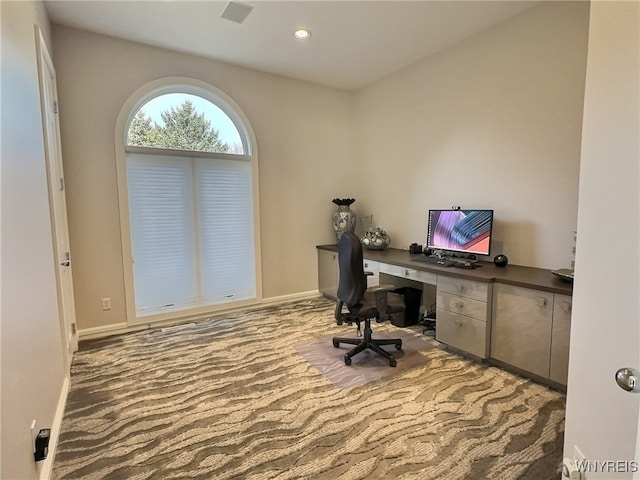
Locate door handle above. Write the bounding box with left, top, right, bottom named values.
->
left=615, top=367, right=640, bottom=392
left=60, top=252, right=71, bottom=267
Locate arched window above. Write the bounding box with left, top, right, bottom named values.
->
left=116, top=80, right=260, bottom=323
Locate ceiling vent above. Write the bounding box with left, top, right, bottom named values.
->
left=221, top=1, right=254, bottom=24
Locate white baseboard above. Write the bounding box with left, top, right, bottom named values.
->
left=258, top=290, right=321, bottom=306
left=37, top=374, right=70, bottom=480
left=79, top=321, right=130, bottom=339
left=79, top=291, right=323, bottom=340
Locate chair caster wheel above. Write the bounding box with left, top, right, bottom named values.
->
left=395, top=343, right=402, bottom=351
left=389, top=358, right=397, bottom=367
left=332, top=339, right=339, bottom=348
left=344, top=355, right=352, bottom=366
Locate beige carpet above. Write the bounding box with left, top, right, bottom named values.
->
left=52, top=298, right=565, bottom=480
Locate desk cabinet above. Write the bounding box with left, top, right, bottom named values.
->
left=317, top=249, right=338, bottom=299
left=491, top=285, right=572, bottom=386
left=316, top=245, right=573, bottom=390
left=436, top=276, right=492, bottom=359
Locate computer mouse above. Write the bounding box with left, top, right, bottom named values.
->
left=463, top=261, right=472, bottom=267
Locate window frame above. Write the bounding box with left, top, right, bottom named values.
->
left=115, top=77, right=262, bottom=326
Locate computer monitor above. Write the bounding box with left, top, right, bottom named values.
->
left=427, top=209, right=494, bottom=256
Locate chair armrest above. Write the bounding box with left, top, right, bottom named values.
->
left=367, top=284, right=396, bottom=293
left=367, top=284, right=403, bottom=322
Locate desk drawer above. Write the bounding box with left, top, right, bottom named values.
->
left=363, top=260, right=379, bottom=275
left=437, top=275, right=489, bottom=302
left=380, top=263, right=437, bottom=285
left=436, top=309, right=488, bottom=359
left=363, top=260, right=380, bottom=287
left=437, top=292, right=488, bottom=322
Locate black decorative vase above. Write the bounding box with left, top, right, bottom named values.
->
left=494, top=254, right=509, bottom=267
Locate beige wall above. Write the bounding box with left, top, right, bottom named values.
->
left=52, top=1, right=589, bottom=334
left=354, top=1, right=589, bottom=269
left=1, top=1, right=67, bottom=478
left=51, top=26, right=356, bottom=332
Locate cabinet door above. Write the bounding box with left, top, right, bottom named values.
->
left=317, top=250, right=338, bottom=299
left=491, top=284, right=553, bottom=378
left=550, top=294, right=572, bottom=385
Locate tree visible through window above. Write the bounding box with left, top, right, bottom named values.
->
left=129, top=100, right=230, bottom=153
left=127, top=93, right=245, bottom=154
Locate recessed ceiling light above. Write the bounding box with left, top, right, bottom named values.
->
left=294, top=29, right=311, bottom=40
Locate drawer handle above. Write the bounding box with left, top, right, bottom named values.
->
left=536, top=297, right=547, bottom=307
left=455, top=301, right=464, bottom=309
left=456, top=284, right=464, bottom=291
left=404, top=269, right=410, bottom=276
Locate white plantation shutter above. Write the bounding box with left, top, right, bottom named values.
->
left=128, top=155, right=197, bottom=311
left=196, top=159, right=255, bottom=302
left=127, top=153, right=255, bottom=314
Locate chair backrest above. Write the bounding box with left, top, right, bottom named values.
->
left=336, top=232, right=367, bottom=307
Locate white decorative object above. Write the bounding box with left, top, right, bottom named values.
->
left=362, top=227, right=391, bottom=250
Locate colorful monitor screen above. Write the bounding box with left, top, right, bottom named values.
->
left=427, top=209, right=494, bottom=256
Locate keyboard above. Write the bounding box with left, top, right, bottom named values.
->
left=414, top=256, right=456, bottom=267
left=453, top=261, right=481, bottom=269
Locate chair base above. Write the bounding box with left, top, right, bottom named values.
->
left=332, top=317, right=402, bottom=367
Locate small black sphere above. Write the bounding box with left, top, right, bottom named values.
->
left=494, top=254, right=509, bottom=267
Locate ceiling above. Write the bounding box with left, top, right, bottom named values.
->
left=44, top=1, right=538, bottom=91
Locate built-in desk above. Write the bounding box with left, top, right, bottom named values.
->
left=317, top=245, right=573, bottom=389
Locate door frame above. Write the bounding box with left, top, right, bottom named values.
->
left=35, top=26, right=79, bottom=368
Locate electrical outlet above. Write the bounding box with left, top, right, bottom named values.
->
left=101, top=297, right=111, bottom=310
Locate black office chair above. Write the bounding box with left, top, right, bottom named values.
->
left=332, top=232, right=404, bottom=367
